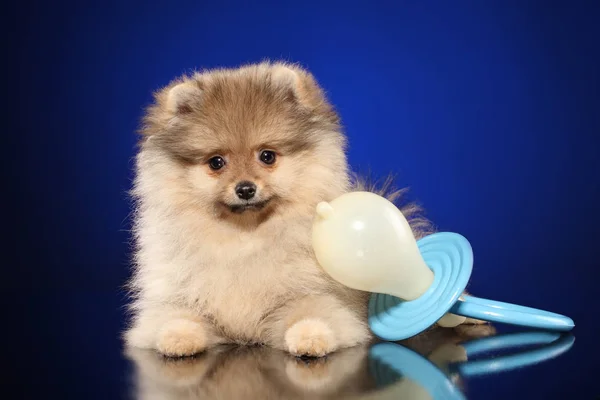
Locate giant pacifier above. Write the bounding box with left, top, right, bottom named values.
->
left=312, top=192, right=575, bottom=341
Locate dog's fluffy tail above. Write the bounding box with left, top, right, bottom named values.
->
left=349, top=172, right=435, bottom=239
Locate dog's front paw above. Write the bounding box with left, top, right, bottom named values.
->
left=285, top=318, right=337, bottom=357
left=156, top=319, right=208, bottom=357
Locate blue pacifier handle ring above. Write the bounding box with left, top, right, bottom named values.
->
left=449, top=294, right=575, bottom=331
left=450, top=331, right=575, bottom=377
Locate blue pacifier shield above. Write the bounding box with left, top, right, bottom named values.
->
left=368, top=232, right=473, bottom=341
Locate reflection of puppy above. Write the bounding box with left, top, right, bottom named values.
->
left=125, top=344, right=375, bottom=400
left=124, top=325, right=496, bottom=400
left=400, top=321, right=496, bottom=356
left=400, top=324, right=497, bottom=394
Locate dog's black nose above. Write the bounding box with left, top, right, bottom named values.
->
left=235, top=181, right=256, bottom=200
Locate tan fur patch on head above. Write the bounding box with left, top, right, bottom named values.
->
left=138, top=61, right=343, bottom=164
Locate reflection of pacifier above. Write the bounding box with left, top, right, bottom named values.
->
left=312, top=192, right=575, bottom=341
left=367, top=342, right=466, bottom=400
left=445, top=331, right=574, bottom=378
left=367, top=331, right=574, bottom=400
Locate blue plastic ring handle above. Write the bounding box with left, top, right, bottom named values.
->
left=451, top=331, right=575, bottom=377
left=369, top=342, right=466, bottom=400
left=450, top=295, right=575, bottom=331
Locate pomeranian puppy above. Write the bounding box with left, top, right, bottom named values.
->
left=123, top=61, right=444, bottom=358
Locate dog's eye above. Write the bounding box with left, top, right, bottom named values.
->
left=259, top=150, right=276, bottom=165
left=208, top=156, right=225, bottom=170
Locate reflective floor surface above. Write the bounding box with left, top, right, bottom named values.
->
left=10, top=291, right=593, bottom=399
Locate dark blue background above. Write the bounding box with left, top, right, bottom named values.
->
left=8, top=0, right=599, bottom=398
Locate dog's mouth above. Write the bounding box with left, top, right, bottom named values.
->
left=225, top=199, right=272, bottom=214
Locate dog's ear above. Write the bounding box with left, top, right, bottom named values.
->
left=270, top=63, right=329, bottom=111
left=164, top=80, right=203, bottom=115
left=137, top=78, right=204, bottom=140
